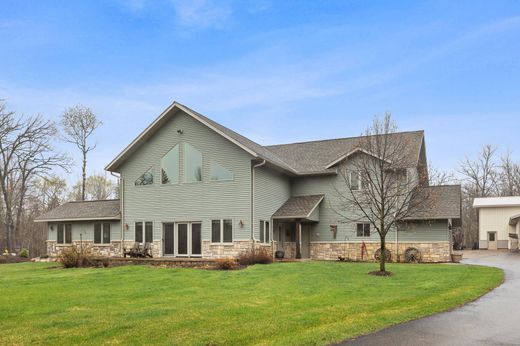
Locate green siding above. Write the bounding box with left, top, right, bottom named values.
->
left=254, top=165, right=291, bottom=239
left=47, top=221, right=121, bottom=242
left=119, top=110, right=253, bottom=243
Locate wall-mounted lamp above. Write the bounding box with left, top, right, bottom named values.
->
left=50, top=225, right=54, bottom=231
left=124, top=223, right=129, bottom=230
left=177, top=129, right=184, bottom=134
left=239, top=220, right=244, bottom=228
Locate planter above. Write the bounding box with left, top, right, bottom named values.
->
left=451, top=253, right=463, bottom=263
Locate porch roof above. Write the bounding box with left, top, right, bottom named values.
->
left=34, top=199, right=121, bottom=222
left=510, top=214, right=520, bottom=226
left=273, top=195, right=324, bottom=220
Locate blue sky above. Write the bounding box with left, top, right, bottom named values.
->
left=1, top=0, right=519, bottom=181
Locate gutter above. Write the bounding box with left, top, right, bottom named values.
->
left=251, top=160, right=266, bottom=245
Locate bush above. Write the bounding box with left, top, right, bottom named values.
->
left=215, top=257, right=238, bottom=270
left=238, top=247, right=273, bottom=266
left=57, top=245, right=109, bottom=268
left=19, top=248, right=29, bottom=258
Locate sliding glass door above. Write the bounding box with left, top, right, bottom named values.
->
left=163, top=222, right=202, bottom=257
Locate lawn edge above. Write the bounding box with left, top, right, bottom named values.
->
left=335, top=264, right=505, bottom=345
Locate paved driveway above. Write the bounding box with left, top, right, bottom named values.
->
left=341, top=251, right=519, bottom=346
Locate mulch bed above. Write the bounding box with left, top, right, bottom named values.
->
left=0, top=256, right=31, bottom=264
left=368, top=270, right=393, bottom=276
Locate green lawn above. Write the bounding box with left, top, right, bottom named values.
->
left=0, top=262, right=502, bottom=346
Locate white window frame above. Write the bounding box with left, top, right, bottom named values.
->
left=356, top=223, right=370, bottom=237
left=135, top=166, right=154, bottom=186
left=259, top=220, right=270, bottom=244
left=211, top=219, right=233, bottom=244
left=94, top=222, right=111, bottom=244
left=210, top=160, right=234, bottom=181
left=57, top=223, right=72, bottom=244
left=135, top=221, right=154, bottom=244
left=349, top=171, right=364, bottom=191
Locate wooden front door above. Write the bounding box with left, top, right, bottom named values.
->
left=488, top=232, right=497, bottom=250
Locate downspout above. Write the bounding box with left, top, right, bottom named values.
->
left=251, top=160, right=266, bottom=246
left=110, top=171, right=123, bottom=256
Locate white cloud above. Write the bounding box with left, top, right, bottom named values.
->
left=169, top=0, right=232, bottom=29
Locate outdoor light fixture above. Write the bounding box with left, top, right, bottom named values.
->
left=124, top=224, right=129, bottom=230
left=239, top=220, right=244, bottom=227
left=177, top=129, right=184, bottom=134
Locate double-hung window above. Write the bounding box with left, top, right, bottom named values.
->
left=356, top=223, right=370, bottom=237
left=94, top=223, right=111, bottom=244
left=259, top=220, right=270, bottom=243
left=135, top=221, right=153, bottom=243
left=350, top=171, right=364, bottom=191
left=57, top=224, right=72, bottom=244
left=211, top=219, right=233, bottom=243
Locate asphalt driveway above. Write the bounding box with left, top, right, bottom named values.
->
left=341, top=251, right=519, bottom=346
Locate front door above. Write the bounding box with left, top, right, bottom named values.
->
left=488, top=232, right=497, bottom=250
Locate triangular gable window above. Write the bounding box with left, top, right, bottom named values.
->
left=135, top=167, right=153, bottom=186
left=210, top=161, right=233, bottom=181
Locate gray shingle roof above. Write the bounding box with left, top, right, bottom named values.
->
left=406, top=185, right=461, bottom=220
left=265, top=131, right=424, bottom=174
left=273, top=195, right=324, bottom=219
left=34, top=200, right=121, bottom=222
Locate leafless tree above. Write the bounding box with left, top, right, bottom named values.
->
left=428, top=162, right=456, bottom=186
left=333, top=114, right=429, bottom=273
left=61, top=104, right=101, bottom=201
left=498, top=151, right=520, bottom=196
left=0, top=102, right=69, bottom=251
left=69, top=172, right=118, bottom=201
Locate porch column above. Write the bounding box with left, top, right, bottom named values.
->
left=296, top=219, right=302, bottom=259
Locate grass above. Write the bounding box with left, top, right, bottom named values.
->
left=0, top=261, right=503, bottom=345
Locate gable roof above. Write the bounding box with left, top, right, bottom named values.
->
left=106, top=102, right=296, bottom=174
left=273, top=195, right=324, bottom=219
left=34, top=200, right=121, bottom=222
left=406, top=185, right=462, bottom=220
left=106, top=101, right=425, bottom=175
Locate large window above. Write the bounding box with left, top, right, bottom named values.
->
left=259, top=220, right=270, bottom=243
left=210, top=161, right=233, bottom=181
left=135, top=221, right=153, bottom=243
left=57, top=224, right=72, bottom=244
left=356, top=223, right=370, bottom=237
left=211, top=219, right=233, bottom=243
left=135, top=167, right=153, bottom=186
left=94, top=223, right=111, bottom=244
left=184, top=143, right=202, bottom=183
left=161, top=144, right=179, bottom=184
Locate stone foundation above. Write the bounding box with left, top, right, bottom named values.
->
left=310, top=241, right=451, bottom=262
left=202, top=240, right=271, bottom=258
left=46, top=240, right=123, bottom=257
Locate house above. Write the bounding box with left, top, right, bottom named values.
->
left=473, top=197, right=520, bottom=250
left=35, top=102, right=461, bottom=262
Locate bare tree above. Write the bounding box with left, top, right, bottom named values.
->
left=428, top=162, right=456, bottom=186
left=0, top=102, right=69, bottom=251
left=69, top=172, right=118, bottom=201
left=61, top=104, right=101, bottom=201
left=333, top=114, right=429, bottom=274
left=498, top=151, right=520, bottom=196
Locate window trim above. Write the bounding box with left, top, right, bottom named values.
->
left=183, top=143, right=203, bottom=184
left=135, top=221, right=154, bottom=243
left=210, top=160, right=234, bottom=182
left=135, top=166, right=154, bottom=186
left=94, top=222, right=111, bottom=245
left=161, top=144, right=180, bottom=185
left=210, top=219, right=233, bottom=244
left=356, top=223, right=371, bottom=237
left=259, top=220, right=270, bottom=244
left=349, top=171, right=364, bottom=191
left=56, top=223, right=72, bottom=245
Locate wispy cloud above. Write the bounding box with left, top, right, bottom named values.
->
left=170, top=0, right=232, bottom=29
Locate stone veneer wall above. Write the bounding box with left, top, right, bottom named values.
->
left=310, top=241, right=451, bottom=262
left=202, top=240, right=271, bottom=258
left=47, top=240, right=123, bottom=257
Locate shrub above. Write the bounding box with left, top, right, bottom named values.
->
left=215, top=257, right=238, bottom=270
left=19, top=248, right=29, bottom=258
left=57, top=245, right=109, bottom=268
left=58, top=246, right=81, bottom=268
left=238, top=247, right=273, bottom=266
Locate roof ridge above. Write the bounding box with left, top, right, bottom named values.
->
left=264, top=130, right=425, bottom=148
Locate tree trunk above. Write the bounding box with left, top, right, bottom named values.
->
left=380, top=235, right=386, bottom=272
left=82, top=150, right=87, bottom=201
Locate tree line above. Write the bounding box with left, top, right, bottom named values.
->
left=0, top=101, right=117, bottom=256
left=429, top=145, right=520, bottom=249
